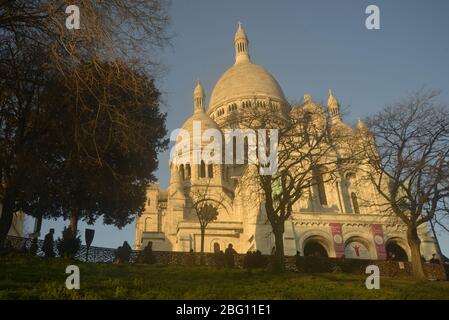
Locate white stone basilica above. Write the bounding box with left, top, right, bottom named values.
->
left=135, top=23, right=438, bottom=261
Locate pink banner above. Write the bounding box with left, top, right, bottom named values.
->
left=371, top=224, right=387, bottom=260
left=330, top=223, right=345, bottom=258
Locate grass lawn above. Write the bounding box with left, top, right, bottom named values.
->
left=1, top=254, right=448, bottom=300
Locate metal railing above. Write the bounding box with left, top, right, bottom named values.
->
left=5, top=235, right=140, bottom=263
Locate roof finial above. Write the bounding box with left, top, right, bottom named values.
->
left=328, top=89, right=339, bottom=107
left=357, top=117, right=367, bottom=130
left=327, top=89, right=342, bottom=125
left=193, top=80, right=205, bottom=113
left=234, top=21, right=250, bottom=64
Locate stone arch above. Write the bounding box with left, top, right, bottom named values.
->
left=210, top=238, right=225, bottom=253
left=191, top=192, right=234, bottom=220
left=144, top=217, right=152, bottom=232
left=300, top=231, right=333, bottom=257
left=344, top=235, right=375, bottom=260
left=385, top=237, right=410, bottom=261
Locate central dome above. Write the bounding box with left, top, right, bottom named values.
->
left=207, top=22, right=287, bottom=116
left=208, top=61, right=287, bottom=113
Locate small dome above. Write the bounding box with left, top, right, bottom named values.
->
left=208, top=62, right=287, bottom=114
left=330, top=121, right=354, bottom=137
left=181, top=110, right=221, bottom=133
left=291, top=96, right=326, bottom=127
left=174, top=111, right=222, bottom=162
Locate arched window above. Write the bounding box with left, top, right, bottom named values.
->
left=179, top=164, right=185, bottom=180
left=313, top=167, right=328, bottom=206
left=351, top=192, right=360, bottom=214
left=244, top=136, right=249, bottom=164
left=186, top=163, right=191, bottom=178
left=199, top=161, right=206, bottom=178
left=232, top=136, right=237, bottom=164
left=213, top=242, right=220, bottom=253
left=208, top=163, right=214, bottom=178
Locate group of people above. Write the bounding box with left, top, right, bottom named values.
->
left=213, top=244, right=238, bottom=268
left=6, top=229, right=56, bottom=258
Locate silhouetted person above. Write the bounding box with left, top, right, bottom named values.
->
left=429, top=253, right=441, bottom=264
left=42, top=229, right=55, bottom=258
left=142, top=241, right=156, bottom=264
left=243, top=251, right=253, bottom=272
left=295, top=251, right=301, bottom=269
left=120, top=241, right=132, bottom=263
left=224, top=244, right=237, bottom=268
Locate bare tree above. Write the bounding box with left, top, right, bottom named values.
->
left=359, top=89, right=449, bottom=280
left=236, top=100, right=348, bottom=272
left=189, top=182, right=224, bottom=264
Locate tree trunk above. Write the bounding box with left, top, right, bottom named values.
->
left=273, top=223, right=285, bottom=273
left=0, top=196, right=15, bottom=249
left=407, top=226, right=427, bottom=281
left=34, top=214, right=43, bottom=237
left=69, top=208, right=79, bottom=235
left=200, top=226, right=205, bottom=265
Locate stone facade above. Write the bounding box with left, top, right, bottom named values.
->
left=139, top=251, right=447, bottom=281
left=135, top=23, right=439, bottom=262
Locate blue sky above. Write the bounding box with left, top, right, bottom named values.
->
left=35, top=0, right=449, bottom=254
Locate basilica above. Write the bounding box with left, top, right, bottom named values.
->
left=135, top=23, right=438, bottom=261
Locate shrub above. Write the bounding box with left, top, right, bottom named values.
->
left=57, top=228, right=81, bottom=259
